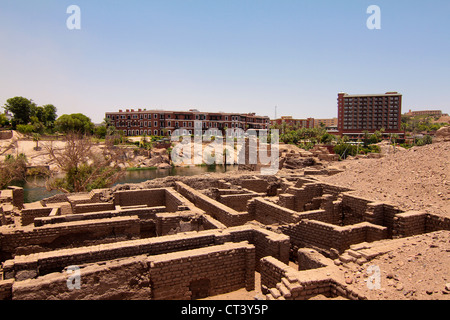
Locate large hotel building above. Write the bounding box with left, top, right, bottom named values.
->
left=337, top=92, right=404, bottom=138
left=105, top=109, right=271, bottom=136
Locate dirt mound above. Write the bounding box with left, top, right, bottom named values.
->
left=319, top=141, right=450, bottom=217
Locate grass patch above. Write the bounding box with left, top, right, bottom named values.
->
left=126, top=166, right=158, bottom=171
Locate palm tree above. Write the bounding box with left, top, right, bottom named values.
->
left=363, top=130, right=370, bottom=147
left=391, top=133, right=399, bottom=153
left=33, top=133, right=41, bottom=151
left=374, top=130, right=382, bottom=143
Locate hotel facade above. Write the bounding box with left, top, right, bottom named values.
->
left=105, top=109, right=271, bottom=137
left=337, top=92, right=404, bottom=138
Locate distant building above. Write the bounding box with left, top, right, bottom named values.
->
left=405, top=109, right=447, bottom=117
left=314, top=118, right=338, bottom=128
left=337, top=92, right=404, bottom=138
left=105, top=109, right=270, bottom=136
left=270, top=116, right=315, bottom=129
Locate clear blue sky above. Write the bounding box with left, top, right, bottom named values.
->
left=1, top=0, right=449, bottom=123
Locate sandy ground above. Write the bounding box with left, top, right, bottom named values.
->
left=318, top=141, right=450, bottom=217
left=343, top=230, right=450, bottom=300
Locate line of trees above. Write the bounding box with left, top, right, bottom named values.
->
left=401, top=114, right=447, bottom=134
left=270, top=125, right=336, bottom=149
left=3, top=96, right=57, bottom=134
left=1, top=96, right=123, bottom=193
left=1, top=96, right=111, bottom=139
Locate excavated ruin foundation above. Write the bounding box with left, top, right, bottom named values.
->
left=1, top=173, right=449, bottom=300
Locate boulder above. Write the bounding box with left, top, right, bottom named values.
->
left=435, top=126, right=450, bottom=141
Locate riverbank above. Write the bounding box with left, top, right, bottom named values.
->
left=11, top=164, right=239, bottom=203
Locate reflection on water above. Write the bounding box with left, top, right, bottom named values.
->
left=11, top=165, right=237, bottom=203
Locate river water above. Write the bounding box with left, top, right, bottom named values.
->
left=12, top=165, right=237, bottom=203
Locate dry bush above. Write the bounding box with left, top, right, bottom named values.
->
left=44, top=133, right=127, bottom=193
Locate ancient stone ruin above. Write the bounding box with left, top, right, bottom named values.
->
left=0, top=173, right=449, bottom=300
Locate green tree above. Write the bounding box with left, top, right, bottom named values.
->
left=55, top=113, right=95, bottom=135
left=94, top=124, right=108, bottom=139
left=42, top=104, right=57, bottom=126
left=30, top=105, right=45, bottom=122
left=16, top=124, right=34, bottom=136
left=362, top=130, right=370, bottom=147
left=320, top=132, right=335, bottom=144
left=334, top=143, right=358, bottom=160
left=3, top=97, right=36, bottom=126
left=0, top=113, right=10, bottom=127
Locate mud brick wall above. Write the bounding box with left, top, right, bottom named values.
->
left=34, top=206, right=166, bottom=227
left=304, top=196, right=324, bottom=211
left=425, top=214, right=450, bottom=233
left=219, top=193, right=264, bottom=212
left=217, top=180, right=232, bottom=189
left=297, top=248, right=331, bottom=271
left=0, top=216, right=140, bottom=258
left=208, top=225, right=290, bottom=271
left=212, top=188, right=249, bottom=200
left=114, top=189, right=165, bottom=207
left=249, top=198, right=301, bottom=225
left=364, top=202, right=387, bottom=225
left=278, top=194, right=295, bottom=210
left=261, top=256, right=366, bottom=301
left=8, top=187, right=24, bottom=209
left=0, top=190, right=13, bottom=205
left=260, top=256, right=292, bottom=291
left=200, top=215, right=227, bottom=230
left=73, top=202, right=115, bottom=214
left=3, top=231, right=218, bottom=280
left=280, top=220, right=388, bottom=254
left=344, top=222, right=388, bottom=246
left=281, top=220, right=340, bottom=253
left=249, top=197, right=332, bottom=226
left=293, top=177, right=317, bottom=188
left=3, top=226, right=288, bottom=283
left=20, top=207, right=59, bottom=226
left=240, top=179, right=268, bottom=193
left=0, top=279, right=13, bottom=300
left=165, top=188, right=190, bottom=212
left=297, top=209, right=335, bottom=224
left=252, top=228, right=290, bottom=271
left=149, top=242, right=255, bottom=300
left=341, top=194, right=373, bottom=225
left=155, top=212, right=204, bottom=236
left=380, top=204, right=403, bottom=237
left=393, top=211, right=426, bottom=238
left=175, top=182, right=251, bottom=227
left=0, top=131, right=13, bottom=140
left=318, top=195, right=342, bottom=225
left=286, top=183, right=323, bottom=212
left=10, top=256, right=151, bottom=300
